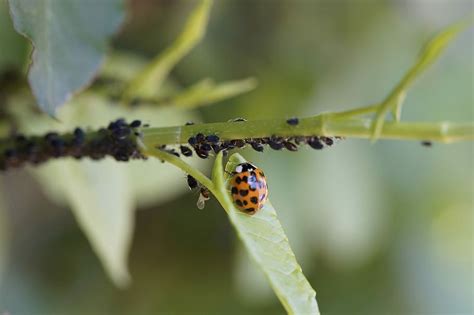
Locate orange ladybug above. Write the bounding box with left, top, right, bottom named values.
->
left=230, top=162, right=268, bottom=215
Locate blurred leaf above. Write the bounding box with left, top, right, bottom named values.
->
left=57, top=159, right=134, bottom=287
left=8, top=92, right=204, bottom=284
left=161, top=77, right=257, bottom=109
left=0, top=1, right=27, bottom=72
left=212, top=152, right=319, bottom=315
left=124, top=0, right=213, bottom=100
left=371, top=19, right=471, bottom=140
left=0, top=187, right=9, bottom=285
left=10, top=95, right=135, bottom=287
left=8, top=0, right=125, bottom=115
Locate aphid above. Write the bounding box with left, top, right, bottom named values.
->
left=73, top=128, right=85, bottom=145
left=250, top=142, right=264, bottom=152
left=195, top=149, right=209, bottom=159
left=195, top=133, right=205, bottom=143
left=187, top=174, right=198, bottom=190
left=188, top=136, right=197, bottom=146
left=130, top=120, right=142, bottom=128
left=283, top=141, right=298, bottom=151
left=200, top=143, right=212, bottom=152
left=307, top=137, right=324, bottom=150
left=321, top=136, right=334, bottom=146
left=286, top=117, right=299, bottom=126
left=196, top=187, right=210, bottom=210
left=180, top=145, right=193, bottom=157
left=230, top=139, right=246, bottom=148
left=268, top=140, right=284, bottom=150
left=211, top=144, right=222, bottom=153
left=229, top=117, right=247, bottom=122
left=230, top=162, right=268, bottom=215
left=421, top=141, right=432, bottom=147
left=205, top=134, right=220, bottom=144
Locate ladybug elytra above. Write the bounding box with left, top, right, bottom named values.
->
left=230, top=162, right=268, bottom=215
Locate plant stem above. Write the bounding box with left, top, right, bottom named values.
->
left=139, top=143, right=214, bottom=190
left=141, top=113, right=474, bottom=145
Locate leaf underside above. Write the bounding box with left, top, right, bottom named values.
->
left=212, top=153, right=319, bottom=315
left=8, top=0, right=125, bottom=115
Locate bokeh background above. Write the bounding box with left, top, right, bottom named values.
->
left=0, top=0, right=473, bottom=314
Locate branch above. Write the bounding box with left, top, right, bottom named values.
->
left=140, top=114, right=474, bottom=146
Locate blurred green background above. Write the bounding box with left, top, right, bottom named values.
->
left=0, top=0, right=473, bottom=314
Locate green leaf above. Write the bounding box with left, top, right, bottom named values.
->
left=371, top=19, right=472, bottom=140
left=10, top=94, right=134, bottom=288
left=8, top=0, right=125, bottom=115
left=0, top=0, right=27, bottom=72
left=124, top=0, right=213, bottom=100
left=58, top=159, right=134, bottom=288
left=211, top=152, right=319, bottom=315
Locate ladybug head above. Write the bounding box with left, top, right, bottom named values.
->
left=234, top=162, right=257, bottom=173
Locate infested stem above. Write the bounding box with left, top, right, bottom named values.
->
left=140, top=113, right=474, bottom=146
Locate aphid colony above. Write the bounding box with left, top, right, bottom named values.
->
left=163, top=118, right=340, bottom=214
left=0, top=119, right=146, bottom=170
left=158, top=118, right=341, bottom=160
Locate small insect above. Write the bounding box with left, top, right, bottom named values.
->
left=186, top=175, right=211, bottom=210
left=286, top=117, right=299, bottom=126
left=187, top=174, right=198, bottom=190
left=196, top=187, right=210, bottom=210
left=421, top=140, right=432, bottom=147
left=130, top=120, right=142, bottom=128
left=230, top=162, right=268, bottom=215
left=229, top=117, right=247, bottom=122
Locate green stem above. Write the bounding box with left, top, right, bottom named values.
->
left=141, top=113, right=474, bottom=145
left=139, top=143, right=214, bottom=190
left=329, top=104, right=379, bottom=120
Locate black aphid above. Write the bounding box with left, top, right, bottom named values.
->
left=130, top=120, right=142, bottom=128
left=286, top=117, right=299, bottom=126
left=205, top=134, right=220, bottom=144
left=187, top=174, right=198, bottom=189
left=180, top=145, right=193, bottom=157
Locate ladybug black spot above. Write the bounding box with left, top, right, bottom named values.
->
left=242, top=176, right=248, bottom=183
left=250, top=196, right=259, bottom=204
left=231, top=187, right=238, bottom=194
left=236, top=199, right=243, bottom=207
left=245, top=207, right=255, bottom=213
left=235, top=177, right=242, bottom=184
left=243, top=200, right=248, bottom=206
left=239, top=189, right=249, bottom=196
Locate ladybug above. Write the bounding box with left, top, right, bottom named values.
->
left=230, top=162, right=268, bottom=215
